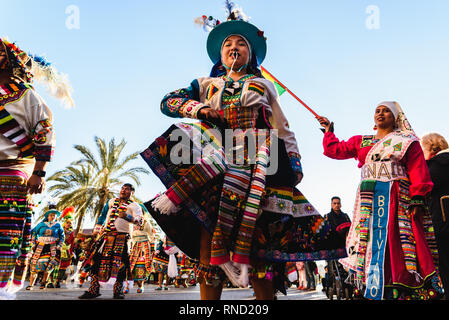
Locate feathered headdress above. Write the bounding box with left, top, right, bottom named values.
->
left=195, top=1, right=267, bottom=69
left=61, top=206, right=75, bottom=221
left=194, top=0, right=250, bottom=32
left=223, top=0, right=250, bottom=22
left=0, top=37, right=75, bottom=109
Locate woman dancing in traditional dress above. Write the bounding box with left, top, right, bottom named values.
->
left=128, top=210, right=154, bottom=293
left=317, top=101, right=444, bottom=300
left=27, top=208, right=64, bottom=290
left=152, top=236, right=170, bottom=291
left=142, top=2, right=346, bottom=300
left=52, top=207, right=75, bottom=288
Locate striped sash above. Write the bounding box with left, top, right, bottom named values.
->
left=0, top=83, right=35, bottom=158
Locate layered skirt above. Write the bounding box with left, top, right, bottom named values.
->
left=29, top=241, right=60, bottom=273
left=152, top=250, right=169, bottom=273
left=141, top=122, right=346, bottom=286
left=129, top=238, right=153, bottom=281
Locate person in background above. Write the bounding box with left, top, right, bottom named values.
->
left=51, top=207, right=75, bottom=288
left=128, top=209, right=155, bottom=293
left=323, top=196, right=352, bottom=297
left=318, top=101, right=443, bottom=300
left=78, top=183, right=143, bottom=300
left=27, top=208, right=64, bottom=290
left=421, top=133, right=449, bottom=300
left=305, top=261, right=317, bottom=291
left=296, top=262, right=307, bottom=290
left=325, top=197, right=351, bottom=245
left=152, top=236, right=169, bottom=291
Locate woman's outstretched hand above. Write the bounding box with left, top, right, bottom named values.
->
left=316, top=116, right=333, bottom=133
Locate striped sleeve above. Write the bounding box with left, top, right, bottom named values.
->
left=29, top=92, right=55, bottom=162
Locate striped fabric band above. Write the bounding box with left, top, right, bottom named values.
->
left=0, top=83, right=35, bottom=158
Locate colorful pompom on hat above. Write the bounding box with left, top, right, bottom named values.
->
left=196, top=1, right=267, bottom=66
left=61, top=206, right=75, bottom=221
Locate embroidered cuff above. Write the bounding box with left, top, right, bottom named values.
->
left=289, top=152, right=303, bottom=174
left=33, top=145, right=54, bottom=162
left=179, top=100, right=206, bottom=119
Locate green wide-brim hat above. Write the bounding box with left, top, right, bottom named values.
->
left=206, top=20, right=267, bottom=66
left=44, top=209, right=62, bottom=221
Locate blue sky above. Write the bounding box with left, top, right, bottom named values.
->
left=2, top=1, right=448, bottom=227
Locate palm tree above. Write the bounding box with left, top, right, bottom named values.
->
left=48, top=136, right=150, bottom=234
left=72, top=136, right=150, bottom=220
left=47, top=163, right=99, bottom=235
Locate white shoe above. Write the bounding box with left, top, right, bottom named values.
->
left=234, top=263, right=249, bottom=288
left=219, top=261, right=241, bottom=287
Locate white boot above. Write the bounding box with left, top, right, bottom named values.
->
left=234, top=263, right=249, bottom=288
left=219, top=261, right=241, bottom=287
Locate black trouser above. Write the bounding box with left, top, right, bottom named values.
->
left=305, top=262, right=316, bottom=289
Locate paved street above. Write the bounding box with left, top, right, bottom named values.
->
left=13, top=282, right=327, bottom=301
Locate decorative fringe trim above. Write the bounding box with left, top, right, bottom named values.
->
left=151, top=194, right=181, bottom=215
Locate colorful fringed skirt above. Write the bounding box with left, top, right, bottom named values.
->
left=129, top=238, right=152, bottom=281
left=141, top=122, right=347, bottom=281
left=0, top=169, right=32, bottom=293
left=30, top=241, right=60, bottom=273
left=179, top=254, right=194, bottom=276
left=152, top=250, right=169, bottom=273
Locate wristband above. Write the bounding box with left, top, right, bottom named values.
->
left=33, top=170, right=46, bottom=177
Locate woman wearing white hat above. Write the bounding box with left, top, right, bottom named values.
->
left=317, top=102, right=444, bottom=300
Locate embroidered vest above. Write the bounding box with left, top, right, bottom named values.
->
left=221, top=74, right=258, bottom=130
